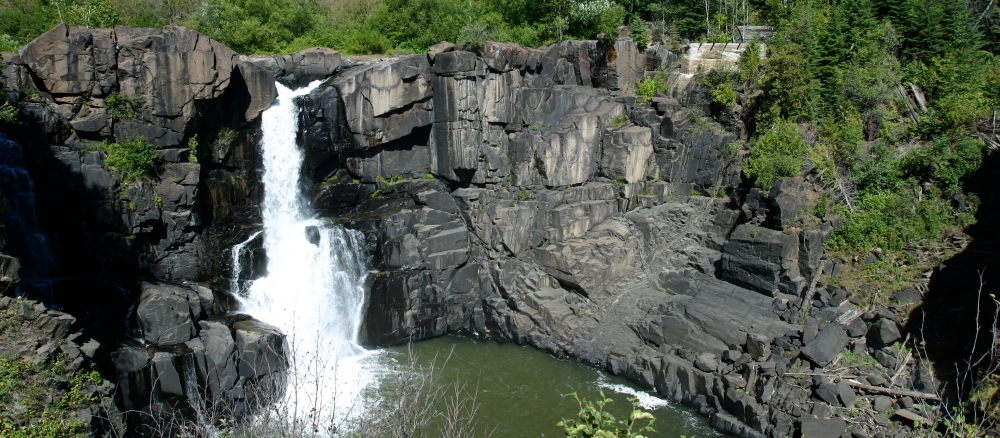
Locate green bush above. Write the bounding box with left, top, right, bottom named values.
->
left=743, top=121, right=807, bottom=189
left=0, top=102, right=16, bottom=123
left=105, top=92, right=137, bottom=120
left=99, top=137, right=159, bottom=183
left=712, top=83, right=737, bottom=107
left=636, top=72, right=668, bottom=103
left=187, top=134, right=200, bottom=163
left=739, top=39, right=761, bottom=82
left=901, top=136, right=985, bottom=194
left=826, top=187, right=970, bottom=252
left=557, top=392, right=656, bottom=438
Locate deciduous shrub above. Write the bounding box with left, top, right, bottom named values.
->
left=743, top=121, right=806, bottom=189
left=99, top=137, right=159, bottom=183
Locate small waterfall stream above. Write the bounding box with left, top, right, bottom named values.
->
left=0, top=133, right=58, bottom=300
left=235, top=81, right=374, bottom=419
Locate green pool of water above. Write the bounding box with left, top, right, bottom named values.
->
left=384, top=336, right=722, bottom=437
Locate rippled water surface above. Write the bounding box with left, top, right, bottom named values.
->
left=389, top=336, right=723, bottom=437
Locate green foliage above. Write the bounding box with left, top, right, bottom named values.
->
left=195, top=0, right=315, bottom=53
left=187, top=134, right=199, bottom=163
left=826, top=187, right=972, bottom=252
left=423, top=173, right=435, bottom=179
left=105, top=92, right=137, bottom=120
left=608, top=113, right=627, bottom=127
left=743, top=121, right=806, bottom=190
left=757, top=42, right=816, bottom=124
left=636, top=72, right=667, bottom=104
left=628, top=15, right=649, bottom=49
left=0, top=356, right=101, bottom=438
left=901, top=136, right=985, bottom=194
left=515, top=188, right=534, bottom=202
left=738, top=39, right=761, bottom=82
left=712, top=82, right=737, bottom=107
left=0, top=102, right=16, bottom=123
left=57, top=0, right=120, bottom=28
left=0, top=34, right=20, bottom=52
left=557, top=392, right=656, bottom=438
left=99, top=137, right=159, bottom=183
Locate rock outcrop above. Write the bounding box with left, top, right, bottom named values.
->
left=113, top=281, right=286, bottom=431
left=294, top=40, right=931, bottom=438
left=0, top=24, right=938, bottom=438
left=1, top=24, right=292, bottom=436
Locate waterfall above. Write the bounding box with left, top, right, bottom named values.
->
left=230, top=230, right=262, bottom=296
left=0, top=133, right=58, bottom=300
left=237, top=81, right=374, bottom=419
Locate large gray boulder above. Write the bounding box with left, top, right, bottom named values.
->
left=801, top=323, right=849, bottom=366
left=232, top=319, right=287, bottom=381
left=136, top=282, right=201, bottom=345
left=198, top=320, right=238, bottom=402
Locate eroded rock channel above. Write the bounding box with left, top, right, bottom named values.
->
left=0, top=24, right=939, bottom=438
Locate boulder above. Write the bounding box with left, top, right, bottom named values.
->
left=768, top=178, right=808, bottom=229
left=873, top=395, right=893, bottom=413
left=846, top=318, right=867, bottom=338
left=152, top=352, right=184, bottom=396
left=251, top=47, right=342, bottom=88
left=600, top=126, right=653, bottom=183
left=800, top=323, right=849, bottom=366
left=136, top=282, right=200, bottom=345
left=19, top=24, right=276, bottom=144
left=891, top=286, right=922, bottom=305
left=111, top=343, right=149, bottom=374
left=800, top=418, right=847, bottom=438
left=746, top=333, right=771, bottom=361
left=721, top=224, right=803, bottom=296
left=837, top=380, right=857, bottom=407
left=232, top=319, right=287, bottom=380
left=198, top=320, right=238, bottom=402
left=426, top=41, right=457, bottom=62
left=874, top=319, right=902, bottom=346
left=694, top=353, right=718, bottom=372
left=813, top=378, right=840, bottom=405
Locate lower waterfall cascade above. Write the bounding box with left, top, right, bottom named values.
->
left=236, top=80, right=374, bottom=419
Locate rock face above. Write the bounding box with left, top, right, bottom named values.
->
left=18, top=24, right=275, bottom=145
left=1, top=24, right=298, bottom=437
left=4, top=25, right=925, bottom=438
left=299, top=39, right=841, bottom=438
left=3, top=24, right=279, bottom=283
left=113, top=281, right=286, bottom=427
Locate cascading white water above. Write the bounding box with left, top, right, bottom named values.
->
left=237, top=81, right=374, bottom=419
left=229, top=230, right=262, bottom=295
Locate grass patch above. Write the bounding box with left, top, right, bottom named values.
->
left=98, top=137, right=159, bottom=184
left=0, top=302, right=103, bottom=438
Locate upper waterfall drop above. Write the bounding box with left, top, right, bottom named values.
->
left=238, top=80, right=373, bottom=411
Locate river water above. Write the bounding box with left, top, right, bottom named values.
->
left=389, top=336, right=722, bottom=437
left=242, top=80, right=721, bottom=437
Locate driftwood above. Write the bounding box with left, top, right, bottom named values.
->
left=845, top=379, right=941, bottom=401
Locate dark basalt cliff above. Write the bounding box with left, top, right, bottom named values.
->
left=0, top=24, right=952, bottom=438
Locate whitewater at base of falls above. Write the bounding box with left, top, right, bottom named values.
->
left=237, top=80, right=379, bottom=425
